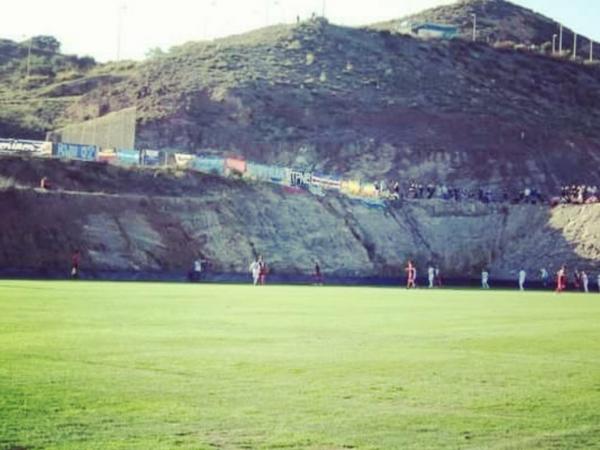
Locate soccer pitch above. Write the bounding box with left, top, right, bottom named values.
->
left=1, top=282, right=599, bottom=450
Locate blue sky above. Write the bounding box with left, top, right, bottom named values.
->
left=2, top=0, right=599, bottom=61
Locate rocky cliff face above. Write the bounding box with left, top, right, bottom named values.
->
left=1, top=157, right=597, bottom=281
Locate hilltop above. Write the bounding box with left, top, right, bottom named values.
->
left=373, top=0, right=591, bottom=54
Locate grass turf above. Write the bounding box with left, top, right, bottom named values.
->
left=1, top=281, right=599, bottom=450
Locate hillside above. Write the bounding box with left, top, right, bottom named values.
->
left=0, top=36, right=136, bottom=139
left=1, top=3, right=600, bottom=189
left=373, top=0, right=590, bottom=53
left=63, top=16, right=600, bottom=189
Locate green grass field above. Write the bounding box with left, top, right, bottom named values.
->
left=1, top=281, right=599, bottom=450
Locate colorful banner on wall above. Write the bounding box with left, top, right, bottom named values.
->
left=360, top=183, right=379, bottom=198
left=245, top=162, right=288, bottom=184
left=0, top=139, right=52, bottom=155
left=311, top=174, right=342, bottom=191
left=340, top=179, right=361, bottom=196
left=192, top=156, right=224, bottom=175
left=97, top=149, right=117, bottom=163
left=115, top=149, right=140, bottom=166
left=142, top=149, right=163, bottom=166
left=225, top=157, right=247, bottom=175
left=174, top=153, right=195, bottom=169
left=55, top=143, right=97, bottom=161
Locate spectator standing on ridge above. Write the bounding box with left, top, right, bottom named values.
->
left=481, top=269, right=490, bottom=289
left=40, top=177, right=51, bottom=190
left=71, top=250, right=81, bottom=279
left=428, top=265, right=435, bottom=288
left=518, top=269, right=527, bottom=291
left=540, top=268, right=549, bottom=287
left=581, top=271, right=589, bottom=293
left=249, top=258, right=260, bottom=286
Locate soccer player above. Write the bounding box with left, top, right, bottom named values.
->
left=581, top=271, right=589, bottom=293
left=314, top=260, right=323, bottom=285
left=540, top=268, right=549, bottom=287
left=249, top=258, right=260, bottom=286
left=597, top=273, right=600, bottom=293
left=258, top=256, right=268, bottom=286
left=518, top=269, right=526, bottom=291
left=427, top=265, right=435, bottom=288
left=71, top=249, right=80, bottom=279
left=481, top=269, right=490, bottom=289
left=191, top=258, right=203, bottom=282
left=435, top=266, right=442, bottom=287
left=573, top=269, right=582, bottom=291
left=556, top=266, right=567, bottom=293
left=405, top=261, right=416, bottom=289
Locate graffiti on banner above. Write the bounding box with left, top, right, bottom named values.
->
left=0, top=139, right=52, bottom=155
left=55, top=143, right=97, bottom=161
left=311, top=174, right=342, bottom=191
left=290, top=170, right=312, bottom=187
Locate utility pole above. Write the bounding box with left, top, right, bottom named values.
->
left=559, top=24, right=563, bottom=54
left=322, top=0, right=326, bottom=18
left=590, top=40, right=594, bottom=63
left=265, top=0, right=269, bottom=26
left=116, top=2, right=127, bottom=61
left=471, top=14, right=477, bottom=42
left=573, top=32, right=577, bottom=59
left=552, top=34, right=557, bottom=54
left=26, top=37, right=33, bottom=79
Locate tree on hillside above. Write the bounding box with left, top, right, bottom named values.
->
left=30, top=36, right=61, bottom=54
left=145, top=47, right=165, bottom=60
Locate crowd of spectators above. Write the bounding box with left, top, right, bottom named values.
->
left=557, top=185, right=599, bottom=205
left=374, top=180, right=600, bottom=207
left=379, top=180, right=546, bottom=205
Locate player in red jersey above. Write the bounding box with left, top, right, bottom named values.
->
left=555, top=265, right=567, bottom=293
left=71, top=249, right=80, bottom=279
left=405, top=260, right=416, bottom=289
left=258, top=256, right=268, bottom=286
